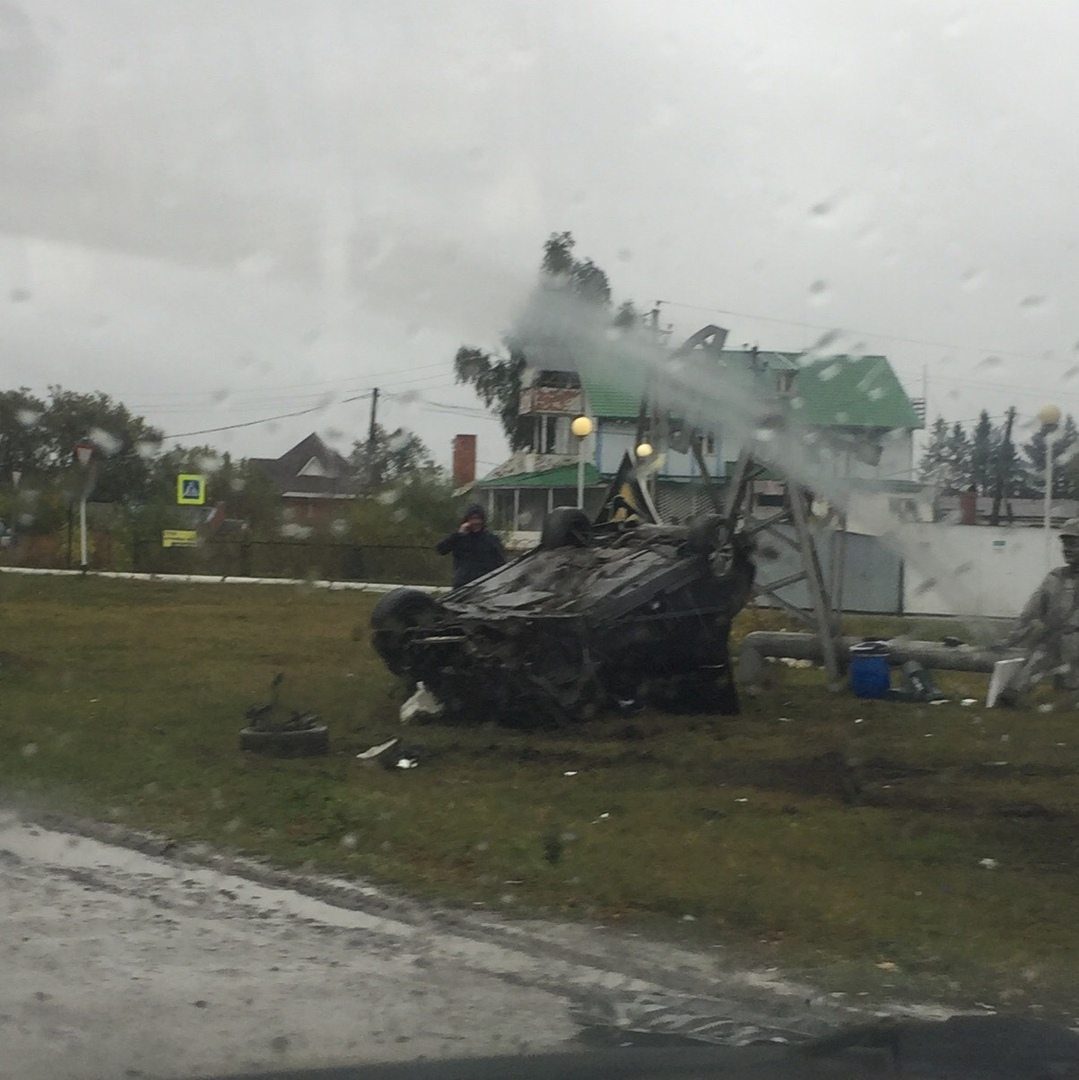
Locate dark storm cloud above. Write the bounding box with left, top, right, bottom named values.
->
left=2, top=0, right=1079, bottom=457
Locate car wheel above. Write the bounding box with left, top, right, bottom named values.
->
left=540, top=506, right=592, bottom=549
left=683, top=514, right=723, bottom=554
left=370, top=588, right=441, bottom=675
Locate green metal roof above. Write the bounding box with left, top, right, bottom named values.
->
left=578, top=349, right=785, bottom=420
left=790, top=355, right=923, bottom=430
left=578, top=372, right=645, bottom=420
left=475, top=463, right=601, bottom=489
left=576, top=350, right=921, bottom=431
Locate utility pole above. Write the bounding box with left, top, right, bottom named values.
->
left=365, top=388, right=379, bottom=492
left=990, top=405, right=1016, bottom=526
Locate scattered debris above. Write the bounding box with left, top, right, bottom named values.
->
left=979, top=858, right=999, bottom=870
left=240, top=673, right=328, bottom=757
left=356, top=737, right=399, bottom=762
left=399, top=681, right=443, bottom=724
left=901, top=660, right=948, bottom=702
left=986, top=657, right=1024, bottom=708
left=886, top=660, right=949, bottom=703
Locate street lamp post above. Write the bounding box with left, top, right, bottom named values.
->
left=1039, top=404, right=1062, bottom=568
left=635, top=441, right=655, bottom=503
left=570, top=416, right=594, bottom=509
left=74, top=441, right=94, bottom=572
left=10, top=470, right=20, bottom=545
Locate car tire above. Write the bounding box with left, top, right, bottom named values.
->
left=370, top=588, right=441, bottom=675
left=683, top=514, right=723, bottom=554
left=540, top=507, right=592, bottom=549
left=239, top=724, right=330, bottom=757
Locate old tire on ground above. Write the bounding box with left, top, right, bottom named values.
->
left=239, top=724, right=329, bottom=757
left=540, top=507, right=592, bottom=549
left=370, top=588, right=442, bottom=675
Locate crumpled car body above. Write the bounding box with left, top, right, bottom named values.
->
left=370, top=510, right=755, bottom=726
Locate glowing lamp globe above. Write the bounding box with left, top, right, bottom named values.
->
left=1039, top=404, right=1062, bottom=429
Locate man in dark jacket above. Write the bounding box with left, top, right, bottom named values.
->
left=436, top=503, right=506, bottom=588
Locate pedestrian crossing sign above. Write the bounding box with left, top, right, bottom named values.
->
left=177, top=474, right=206, bottom=505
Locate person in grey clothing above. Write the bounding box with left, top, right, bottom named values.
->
left=436, top=503, right=506, bottom=588
left=995, top=517, right=1079, bottom=704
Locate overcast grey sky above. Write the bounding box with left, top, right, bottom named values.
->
left=1, top=0, right=1078, bottom=470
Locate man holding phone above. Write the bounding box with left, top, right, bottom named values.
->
left=436, top=502, right=506, bottom=588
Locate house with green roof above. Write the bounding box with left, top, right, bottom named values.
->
left=469, top=342, right=925, bottom=539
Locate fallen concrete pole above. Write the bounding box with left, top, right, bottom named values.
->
left=738, top=631, right=999, bottom=690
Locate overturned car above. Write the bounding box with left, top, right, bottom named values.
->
left=370, top=506, right=755, bottom=727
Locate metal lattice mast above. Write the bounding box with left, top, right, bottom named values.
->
left=724, top=446, right=842, bottom=685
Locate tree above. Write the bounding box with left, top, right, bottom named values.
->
left=452, top=345, right=530, bottom=450
left=920, top=411, right=1033, bottom=497
left=454, top=231, right=628, bottom=449
left=0, top=385, right=164, bottom=513
left=612, top=300, right=641, bottom=330
left=988, top=407, right=1026, bottom=507
left=0, top=388, right=48, bottom=479
left=340, top=467, right=458, bottom=547
left=969, top=410, right=995, bottom=495
left=348, top=424, right=437, bottom=489
left=1022, top=413, right=1078, bottom=499
left=918, top=417, right=951, bottom=487
left=132, top=448, right=284, bottom=540
left=943, top=422, right=972, bottom=490
left=212, top=456, right=282, bottom=536
left=540, top=230, right=612, bottom=304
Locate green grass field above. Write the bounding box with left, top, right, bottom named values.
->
left=2, top=572, right=1077, bottom=1018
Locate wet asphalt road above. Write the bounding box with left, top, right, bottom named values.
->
left=0, top=815, right=580, bottom=1078
left=10, top=814, right=1075, bottom=1080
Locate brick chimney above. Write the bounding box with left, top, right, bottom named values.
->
left=452, top=434, right=477, bottom=489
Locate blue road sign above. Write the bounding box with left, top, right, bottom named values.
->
left=177, top=474, right=207, bottom=505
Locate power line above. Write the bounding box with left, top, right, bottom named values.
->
left=929, top=372, right=1079, bottom=402
left=136, top=361, right=452, bottom=401
left=132, top=371, right=451, bottom=416
left=157, top=384, right=496, bottom=441
left=161, top=395, right=371, bottom=440
left=24, top=362, right=453, bottom=413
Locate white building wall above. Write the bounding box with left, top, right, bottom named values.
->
left=594, top=420, right=722, bottom=478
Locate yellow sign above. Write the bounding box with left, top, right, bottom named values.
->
left=162, top=530, right=199, bottom=548
left=177, top=474, right=206, bottom=505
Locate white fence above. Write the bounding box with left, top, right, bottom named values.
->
left=757, top=522, right=1054, bottom=619
left=897, top=524, right=1052, bottom=619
